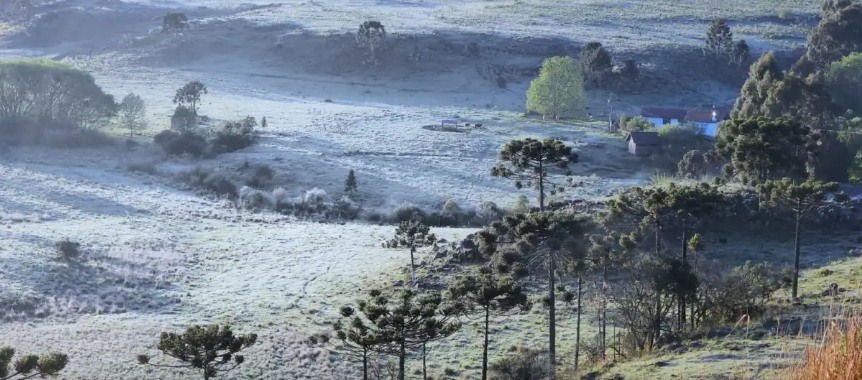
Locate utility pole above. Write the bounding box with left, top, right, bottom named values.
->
left=607, top=95, right=614, bottom=132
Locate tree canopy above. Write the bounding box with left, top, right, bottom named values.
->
left=526, top=56, right=586, bottom=119
left=713, top=117, right=819, bottom=185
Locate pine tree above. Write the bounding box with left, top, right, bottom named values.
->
left=491, top=210, right=590, bottom=376
left=729, top=40, right=751, bottom=66
left=491, top=138, right=575, bottom=210
left=315, top=304, right=387, bottom=380
left=580, top=42, right=613, bottom=87
left=447, top=267, right=531, bottom=380
left=137, top=324, right=257, bottom=380
left=584, top=229, right=638, bottom=360
left=793, top=0, right=862, bottom=77
left=713, top=117, right=819, bottom=185
left=665, top=183, right=722, bottom=327
left=705, top=18, right=734, bottom=57
left=731, top=52, right=785, bottom=120
left=0, top=347, right=68, bottom=380
left=756, top=178, right=842, bottom=298
left=387, top=221, right=436, bottom=284
left=346, top=289, right=460, bottom=380
left=345, top=169, right=358, bottom=193
left=261, top=116, right=267, bottom=129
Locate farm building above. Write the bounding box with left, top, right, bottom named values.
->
left=625, top=131, right=659, bottom=156
left=640, top=107, right=688, bottom=127
left=684, top=107, right=731, bottom=137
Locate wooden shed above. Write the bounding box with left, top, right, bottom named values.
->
left=625, top=131, right=659, bottom=156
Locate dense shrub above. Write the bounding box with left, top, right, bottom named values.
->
left=239, top=186, right=275, bottom=211
left=619, top=115, right=653, bottom=133
left=181, top=167, right=238, bottom=198
left=55, top=239, right=81, bottom=260
left=490, top=348, right=551, bottom=380
left=696, top=262, right=781, bottom=324
left=677, top=149, right=708, bottom=179
left=244, top=164, right=275, bottom=188
left=170, top=106, right=197, bottom=131
left=43, top=129, right=115, bottom=149
left=212, top=117, right=256, bottom=153
left=154, top=130, right=209, bottom=158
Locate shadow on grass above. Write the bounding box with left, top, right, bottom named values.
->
left=0, top=250, right=188, bottom=321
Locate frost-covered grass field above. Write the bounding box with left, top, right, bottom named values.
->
left=0, top=0, right=835, bottom=378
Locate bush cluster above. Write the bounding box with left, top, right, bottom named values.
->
left=155, top=116, right=258, bottom=158
left=0, top=60, right=117, bottom=148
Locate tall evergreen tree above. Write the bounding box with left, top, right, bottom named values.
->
left=260, top=116, right=267, bottom=129
left=580, top=42, right=613, bottom=87
left=448, top=268, right=531, bottom=380
left=137, top=324, right=258, bottom=380
left=345, top=169, right=358, bottom=193
left=713, top=117, right=819, bottom=185
left=491, top=138, right=574, bottom=210
left=0, top=347, right=68, bottom=380
left=729, top=40, right=751, bottom=66
left=491, top=210, right=590, bottom=376
left=665, top=183, right=722, bottom=327
left=756, top=178, right=841, bottom=298
left=585, top=228, right=638, bottom=359
left=345, top=289, right=459, bottom=380
left=705, top=18, right=734, bottom=57
left=731, top=52, right=785, bottom=120
left=387, top=221, right=436, bottom=284
left=311, top=304, right=385, bottom=380
left=607, top=186, right=675, bottom=256
left=793, top=0, right=862, bottom=77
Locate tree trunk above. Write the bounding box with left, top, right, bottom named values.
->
left=792, top=214, right=801, bottom=299
left=409, top=245, right=416, bottom=284
left=654, top=219, right=661, bottom=256
left=538, top=160, right=545, bottom=211
left=680, top=219, right=687, bottom=329
left=575, top=275, right=582, bottom=371
left=601, top=267, right=607, bottom=360
left=363, top=348, right=369, bottom=380
left=422, top=343, right=427, bottom=380
left=399, top=340, right=406, bottom=380
left=652, top=291, right=662, bottom=350
left=548, top=254, right=556, bottom=377
left=482, top=306, right=490, bottom=380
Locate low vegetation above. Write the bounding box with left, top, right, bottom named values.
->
left=4, top=1, right=862, bottom=379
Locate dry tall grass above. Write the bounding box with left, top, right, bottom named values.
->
left=783, top=315, right=862, bottom=380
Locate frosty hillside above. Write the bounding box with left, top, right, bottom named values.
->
left=1, top=0, right=862, bottom=380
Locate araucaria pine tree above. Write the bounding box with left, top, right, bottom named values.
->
left=346, top=288, right=460, bottom=380
left=315, top=303, right=387, bottom=380
left=386, top=221, right=436, bottom=284
left=491, top=210, right=590, bottom=376
left=137, top=324, right=258, bottom=380
left=491, top=138, right=575, bottom=210
left=345, top=169, right=358, bottom=193
left=0, top=347, right=68, bottom=379
left=447, top=267, right=531, bottom=380
left=756, top=178, right=841, bottom=298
